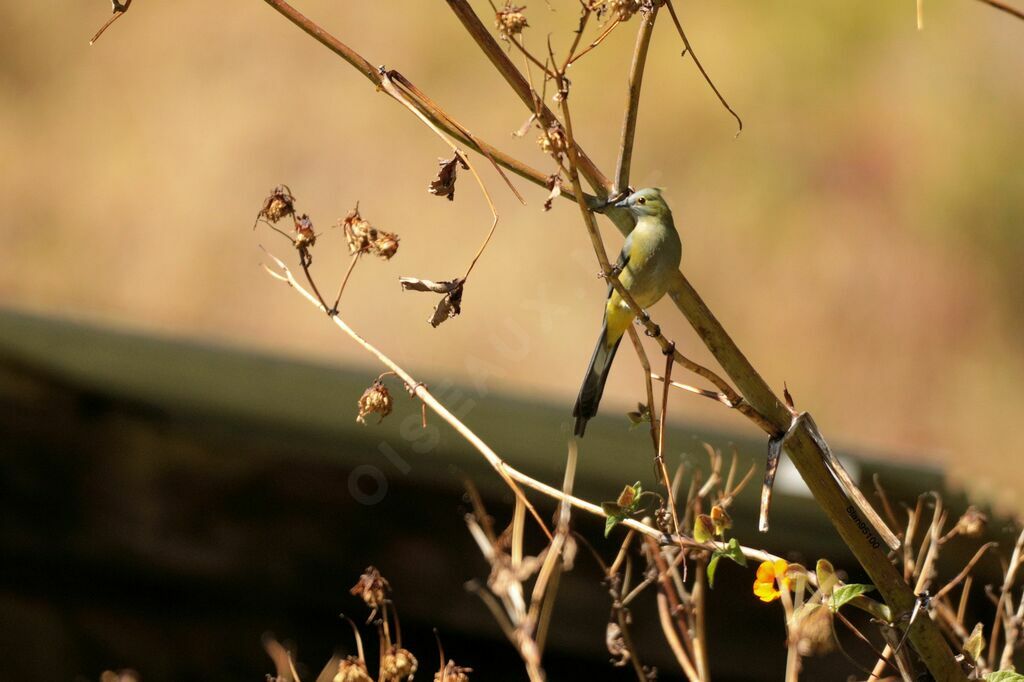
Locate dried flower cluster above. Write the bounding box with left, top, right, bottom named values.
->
left=381, top=647, right=419, bottom=681
left=293, top=214, right=317, bottom=250
left=350, top=566, right=391, bottom=609
left=434, top=661, right=473, bottom=682
left=494, top=3, right=528, bottom=40
left=356, top=380, right=393, bottom=424
left=538, top=123, right=568, bottom=161
left=334, top=657, right=373, bottom=682
left=340, top=205, right=400, bottom=260
left=256, top=184, right=296, bottom=225
left=604, top=0, right=644, bottom=22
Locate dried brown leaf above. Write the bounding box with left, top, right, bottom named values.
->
left=428, top=155, right=469, bottom=201
left=606, top=621, right=630, bottom=667
left=543, top=174, right=563, bottom=211
left=399, top=277, right=466, bottom=327
left=398, top=277, right=462, bottom=294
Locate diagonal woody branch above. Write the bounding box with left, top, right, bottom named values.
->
left=260, top=0, right=586, bottom=204
left=444, top=0, right=613, bottom=198
left=614, top=4, right=660, bottom=194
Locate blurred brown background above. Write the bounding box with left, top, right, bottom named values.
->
left=1, top=4, right=1022, bottom=508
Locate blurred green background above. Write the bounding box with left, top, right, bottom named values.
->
left=0, top=0, right=1022, bottom=677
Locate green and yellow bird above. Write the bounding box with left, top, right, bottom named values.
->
left=573, top=188, right=682, bottom=437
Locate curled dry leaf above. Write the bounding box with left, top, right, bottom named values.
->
left=399, top=277, right=466, bottom=327
left=512, top=113, right=538, bottom=138
left=428, top=155, right=469, bottom=201
left=543, top=174, right=563, bottom=211
left=606, top=621, right=630, bottom=667
left=783, top=381, right=795, bottom=410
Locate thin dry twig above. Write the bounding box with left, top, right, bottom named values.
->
left=262, top=247, right=788, bottom=565
left=977, top=0, right=1024, bottom=21
left=614, top=4, right=660, bottom=193
left=90, top=0, right=133, bottom=44
left=664, top=0, right=743, bottom=135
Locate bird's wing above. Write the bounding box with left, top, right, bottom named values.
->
left=607, top=234, right=632, bottom=298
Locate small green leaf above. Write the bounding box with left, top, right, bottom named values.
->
left=815, top=559, right=838, bottom=596
left=964, top=622, right=985, bottom=662
left=602, top=502, right=624, bottom=517
left=605, top=513, right=623, bottom=538
left=694, top=514, right=714, bottom=543
left=626, top=403, right=651, bottom=429
left=986, top=671, right=1024, bottom=682
left=706, top=538, right=747, bottom=588
left=707, top=552, right=722, bottom=588
left=829, top=583, right=875, bottom=612
left=722, top=537, right=747, bottom=566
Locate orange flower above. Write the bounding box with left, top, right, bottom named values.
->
left=753, top=559, right=791, bottom=603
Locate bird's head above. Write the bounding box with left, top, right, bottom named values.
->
left=612, top=187, right=670, bottom=218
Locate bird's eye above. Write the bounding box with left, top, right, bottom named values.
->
left=637, top=197, right=647, bottom=205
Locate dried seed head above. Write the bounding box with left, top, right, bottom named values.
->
left=341, top=205, right=375, bottom=255
left=294, top=214, right=317, bottom=249
left=372, top=231, right=400, bottom=260
left=381, top=647, right=418, bottom=681
left=495, top=4, right=528, bottom=41
left=357, top=380, right=393, bottom=425
left=350, top=566, right=390, bottom=609
left=258, top=185, right=296, bottom=224
left=434, top=661, right=472, bottom=682
left=340, top=205, right=399, bottom=260
left=334, top=657, right=373, bottom=682
left=654, top=506, right=673, bottom=535
left=538, top=124, right=568, bottom=160
left=954, top=506, right=987, bottom=538
left=607, top=0, right=643, bottom=21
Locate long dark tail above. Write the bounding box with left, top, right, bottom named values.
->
left=572, top=323, right=622, bottom=438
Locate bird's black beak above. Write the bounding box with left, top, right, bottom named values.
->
left=603, top=189, right=631, bottom=209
